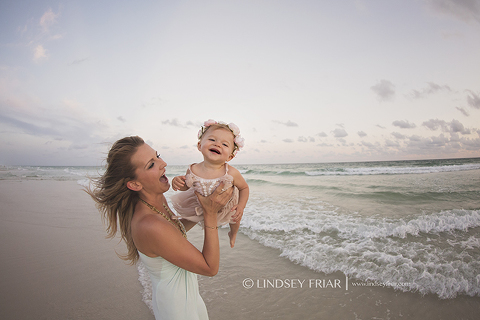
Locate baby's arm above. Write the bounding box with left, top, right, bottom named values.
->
left=172, top=174, right=190, bottom=191
left=229, top=166, right=249, bottom=223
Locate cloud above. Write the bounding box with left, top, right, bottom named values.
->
left=50, top=34, right=64, bottom=40
left=274, top=120, right=298, bottom=127
left=357, top=131, right=367, bottom=138
left=371, top=80, right=395, bottom=101
left=0, top=113, right=59, bottom=137
left=394, top=131, right=480, bottom=156
left=361, top=141, right=376, bottom=149
left=0, top=98, right=106, bottom=150
left=422, top=119, right=448, bottom=131
left=162, top=119, right=183, bottom=127
left=33, top=45, right=48, bottom=62
left=278, top=117, right=479, bottom=160
left=161, top=119, right=197, bottom=128
left=385, top=139, right=400, bottom=147
left=332, top=128, right=348, bottom=138
left=391, top=132, right=406, bottom=139
left=29, top=8, right=62, bottom=63
left=466, top=90, right=480, bottom=109
left=410, top=82, right=452, bottom=99
left=392, top=120, right=416, bottom=129
left=425, top=0, right=480, bottom=23
left=317, top=132, right=328, bottom=137
left=298, top=136, right=315, bottom=142
left=411, top=134, right=449, bottom=147
left=317, top=142, right=334, bottom=147
left=69, top=58, right=89, bottom=66
left=40, top=8, right=59, bottom=33
left=422, top=118, right=471, bottom=134
left=456, top=107, right=469, bottom=116
left=460, top=136, right=480, bottom=150
left=117, top=116, right=126, bottom=122
left=450, top=119, right=471, bottom=134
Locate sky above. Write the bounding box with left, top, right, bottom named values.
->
left=1, top=0, right=479, bottom=166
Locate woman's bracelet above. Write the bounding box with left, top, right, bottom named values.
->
left=205, top=225, right=218, bottom=230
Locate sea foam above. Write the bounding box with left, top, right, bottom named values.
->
left=240, top=192, right=480, bottom=299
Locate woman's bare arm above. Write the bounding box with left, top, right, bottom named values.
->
left=133, top=182, right=233, bottom=276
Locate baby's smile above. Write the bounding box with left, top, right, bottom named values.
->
left=209, top=148, right=221, bottom=154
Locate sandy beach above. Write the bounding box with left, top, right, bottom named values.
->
left=1, top=179, right=479, bottom=319
left=0, top=180, right=153, bottom=320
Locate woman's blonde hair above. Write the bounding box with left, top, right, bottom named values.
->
left=86, top=136, right=144, bottom=264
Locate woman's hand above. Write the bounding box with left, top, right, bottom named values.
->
left=195, top=181, right=233, bottom=216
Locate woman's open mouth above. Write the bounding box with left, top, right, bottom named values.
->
left=160, top=174, right=169, bottom=183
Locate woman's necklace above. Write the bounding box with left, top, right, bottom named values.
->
left=140, top=198, right=187, bottom=239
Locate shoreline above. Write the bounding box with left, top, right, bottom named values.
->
left=1, top=180, right=479, bottom=319
left=191, top=227, right=480, bottom=320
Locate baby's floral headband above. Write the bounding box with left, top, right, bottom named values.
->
left=198, top=119, right=245, bottom=155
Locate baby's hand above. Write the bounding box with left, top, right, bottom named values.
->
left=230, top=205, right=244, bottom=224
left=172, top=175, right=187, bottom=191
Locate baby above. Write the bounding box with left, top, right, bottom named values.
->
left=171, top=119, right=249, bottom=248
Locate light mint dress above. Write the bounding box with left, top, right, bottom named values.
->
left=138, top=251, right=209, bottom=320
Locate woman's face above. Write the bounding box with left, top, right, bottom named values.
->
left=129, top=143, right=170, bottom=194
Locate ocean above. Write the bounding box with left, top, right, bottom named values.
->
left=2, top=157, right=479, bottom=299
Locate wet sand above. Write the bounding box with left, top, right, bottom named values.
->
left=0, top=180, right=153, bottom=320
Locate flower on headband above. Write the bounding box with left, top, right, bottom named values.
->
left=229, top=123, right=244, bottom=154
left=198, top=119, right=217, bottom=139
left=234, top=135, right=245, bottom=149
left=204, top=119, right=217, bottom=127
left=228, top=123, right=240, bottom=136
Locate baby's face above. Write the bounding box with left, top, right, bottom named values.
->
left=198, top=128, right=235, bottom=163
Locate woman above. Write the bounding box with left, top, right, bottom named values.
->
left=87, top=136, right=236, bottom=319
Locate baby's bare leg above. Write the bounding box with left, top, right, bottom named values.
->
left=228, top=222, right=239, bottom=248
